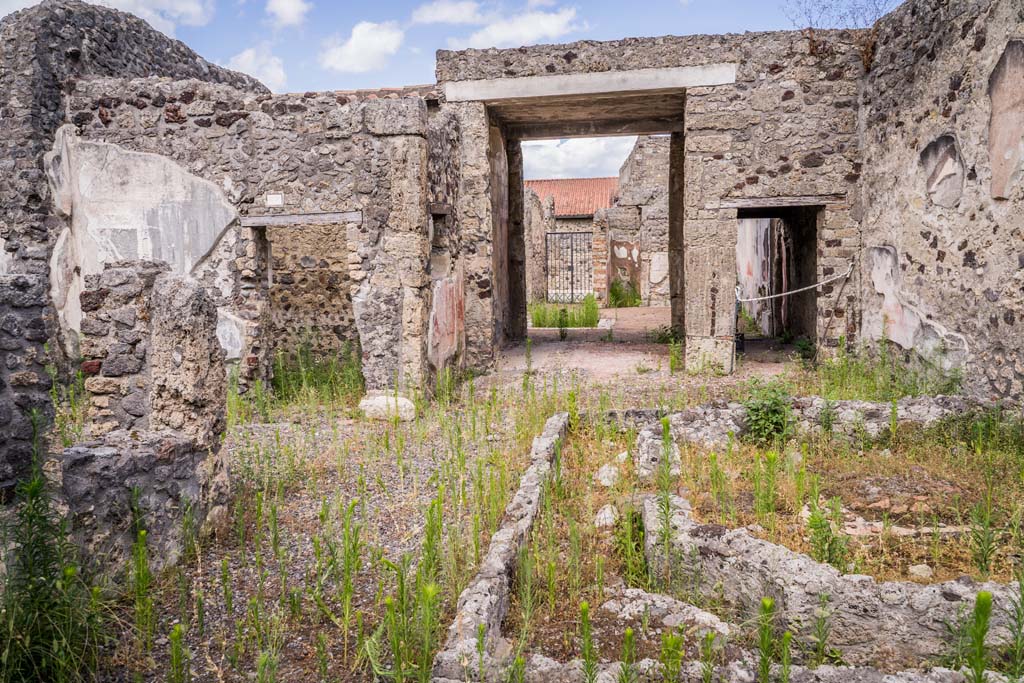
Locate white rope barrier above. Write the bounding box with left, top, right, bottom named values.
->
left=735, top=260, right=854, bottom=304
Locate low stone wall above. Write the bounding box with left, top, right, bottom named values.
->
left=643, top=495, right=1017, bottom=670
left=433, top=412, right=568, bottom=681
left=635, top=395, right=981, bottom=476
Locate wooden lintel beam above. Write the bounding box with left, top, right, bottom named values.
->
left=715, top=194, right=847, bottom=210
left=507, top=117, right=684, bottom=140
left=240, top=211, right=362, bottom=227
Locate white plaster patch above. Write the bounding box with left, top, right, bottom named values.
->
left=649, top=251, right=669, bottom=283
left=0, top=237, right=11, bottom=274
left=45, top=126, right=238, bottom=348
left=863, top=246, right=968, bottom=371
left=216, top=309, right=247, bottom=361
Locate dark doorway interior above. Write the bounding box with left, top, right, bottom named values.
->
left=736, top=205, right=820, bottom=345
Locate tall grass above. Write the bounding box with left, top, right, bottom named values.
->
left=272, top=339, right=364, bottom=409
left=813, top=337, right=962, bottom=401
left=529, top=294, right=600, bottom=328
left=608, top=279, right=641, bottom=308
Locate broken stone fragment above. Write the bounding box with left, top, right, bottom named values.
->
left=908, top=564, right=934, bottom=580
left=594, top=503, right=619, bottom=528
left=595, top=463, right=619, bottom=487
left=359, top=393, right=416, bottom=422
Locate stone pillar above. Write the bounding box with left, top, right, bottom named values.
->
left=506, top=138, right=527, bottom=341
left=59, top=261, right=229, bottom=575
left=592, top=210, right=610, bottom=303
left=668, top=132, right=686, bottom=341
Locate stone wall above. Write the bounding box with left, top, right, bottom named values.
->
left=0, top=0, right=263, bottom=486
left=523, top=189, right=553, bottom=302
left=267, top=224, right=356, bottom=356
left=615, top=135, right=671, bottom=305
left=438, top=28, right=866, bottom=372
left=59, top=262, right=228, bottom=574
left=63, top=78, right=432, bottom=392
left=860, top=0, right=1024, bottom=398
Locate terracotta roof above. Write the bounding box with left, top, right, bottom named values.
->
left=525, top=177, right=618, bottom=218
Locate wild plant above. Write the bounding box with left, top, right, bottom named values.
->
left=657, top=417, right=676, bottom=584
left=1003, top=572, right=1024, bottom=681
left=558, top=307, right=569, bottom=340
left=971, top=492, right=998, bottom=579
left=316, top=633, right=330, bottom=682
left=808, top=499, right=849, bottom=571
left=340, top=500, right=364, bottom=658
left=700, top=632, right=717, bottom=683
left=221, top=558, right=234, bottom=617
left=181, top=498, right=199, bottom=563
left=742, top=380, right=793, bottom=446
left=580, top=602, right=599, bottom=683
left=255, top=616, right=283, bottom=683
left=810, top=593, right=836, bottom=666
left=708, top=451, right=732, bottom=522
left=752, top=451, right=779, bottom=526
left=45, top=362, right=88, bottom=447
left=614, top=505, right=649, bottom=589
left=618, top=627, right=636, bottom=683
left=508, top=654, right=526, bottom=683
left=820, top=398, right=836, bottom=436
left=516, top=544, right=536, bottom=633
left=757, top=597, right=776, bottom=683
left=669, top=339, right=683, bottom=374
left=476, top=623, right=487, bottom=682
left=132, top=528, right=155, bottom=652
left=780, top=631, right=793, bottom=683
left=966, top=591, right=993, bottom=683
left=417, top=583, right=441, bottom=683
left=659, top=628, right=685, bottom=682
left=168, top=623, right=190, bottom=683
left=0, top=441, right=107, bottom=683
left=195, top=590, right=205, bottom=639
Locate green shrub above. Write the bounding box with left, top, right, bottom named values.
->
left=608, top=279, right=642, bottom=308
left=0, top=460, right=108, bottom=683
left=529, top=294, right=600, bottom=328
left=742, top=380, right=794, bottom=446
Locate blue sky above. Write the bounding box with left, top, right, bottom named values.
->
left=0, top=0, right=807, bottom=176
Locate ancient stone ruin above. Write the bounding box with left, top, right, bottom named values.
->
left=0, top=0, right=1022, bottom=678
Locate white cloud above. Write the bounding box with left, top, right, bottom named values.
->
left=227, top=44, right=287, bottom=92
left=412, top=0, right=483, bottom=24
left=522, top=136, right=638, bottom=180
left=452, top=7, right=579, bottom=49
left=265, top=0, right=311, bottom=27
left=1, top=0, right=214, bottom=34
left=319, top=21, right=404, bottom=73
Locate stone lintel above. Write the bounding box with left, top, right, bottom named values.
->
left=240, top=211, right=362, bottom=228
left=508, top=117, right=684, bottom=140
left=444, top=64, right=737, bottom=102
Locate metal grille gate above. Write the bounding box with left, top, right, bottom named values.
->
left=545, top=232, right=593, bottom=303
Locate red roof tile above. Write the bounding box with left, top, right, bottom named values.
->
left=525, top=177, right=618, bottom=218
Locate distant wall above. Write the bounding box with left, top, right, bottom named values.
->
left=0, top=0, right=263, bottom=493
left=438, top=28, right=865, bottom=372
left=65, top=78, right=431, bottom=392
left=860, top=0, right=1024, bottom=398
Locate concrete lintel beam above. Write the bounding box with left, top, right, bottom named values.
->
left=508, top=117, right=684, bottom=140
left=444, top=64, right=737, bottom=102
left=240, top=211, right=362, bottom=227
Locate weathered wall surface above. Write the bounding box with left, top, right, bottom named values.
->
left=523, top=189, right=553, bottom=302
left=860, top=0, right=1024, bottom=398
left=438, top=29, right=865, bottom=372
left=267, top=224, right=356, bottom=356
left=65, top=78, right=431, bottom=392
left=59, top=262, right=228, bottom=573
left=0, top=0, right=262, bottom=489
left=616, top=135, right=671, bottom=305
